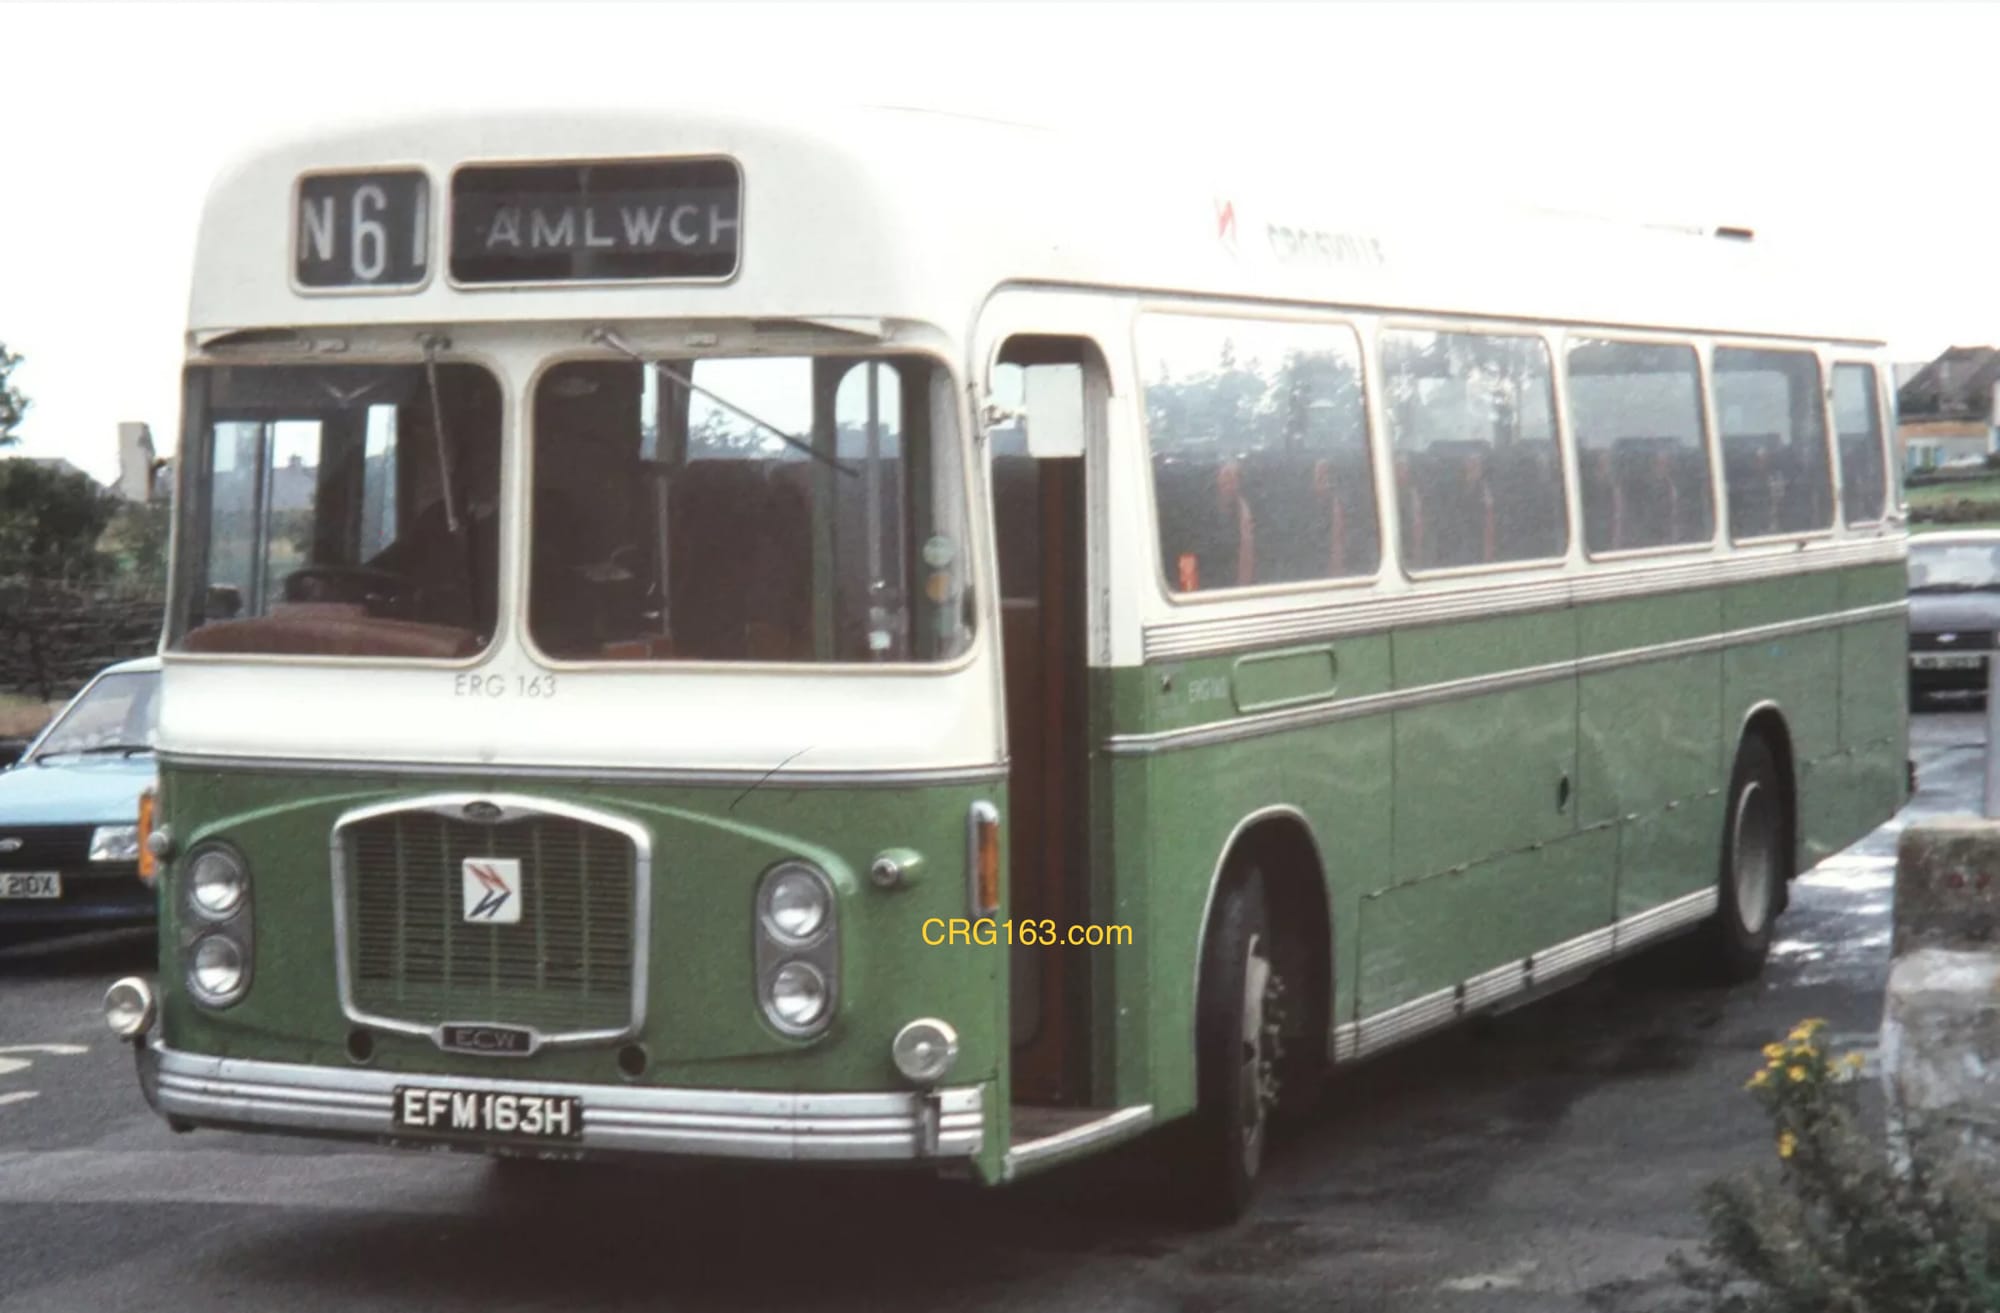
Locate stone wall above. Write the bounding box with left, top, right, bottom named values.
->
left=0, top=577, right=162, bottom=703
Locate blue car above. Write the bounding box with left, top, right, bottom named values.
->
left=0, top=657, right=160, bottom=929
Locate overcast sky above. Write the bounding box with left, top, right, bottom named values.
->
left=4, top=0, right=1993, bottom=482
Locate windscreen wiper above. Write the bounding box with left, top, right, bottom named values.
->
left=38, top=744, right=152, bottom=762
left=422, top=335, right=483, bottom=630
left=587, top=327, right=858, bottom=477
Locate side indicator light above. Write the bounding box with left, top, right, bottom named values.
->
left=136, top=787, right=158, bottom=885
left=968, top=801, right=1000, bottom=917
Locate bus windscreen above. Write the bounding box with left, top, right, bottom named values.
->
left=526, top=352, right=971, bottom=665
left=170, top=363, right=503, bottom=659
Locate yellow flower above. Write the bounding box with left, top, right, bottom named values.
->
left=1787, top=1066, right=1808, bottom=1083
left=1778, top=1131, right=1798, bottom=1159
left=1746, top=1069, right=1772, bottom=1090
left=1791, top=1019, right=1829, bottom=1038
left=1838, top=1052, right=1866, bottom=1072
left=1763, top=1043, right=1787, bottom=1061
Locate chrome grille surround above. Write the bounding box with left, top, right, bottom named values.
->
left=329, top=793, right=651, bottom=1055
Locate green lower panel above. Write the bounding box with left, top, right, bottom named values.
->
left=1140, top=734, right=1289, bottom=1122
left=1799, top=740, right=1906, bottom=870
left=1615, top=794, right=1725, bottom=921
left=1840, top=617, right=1906, bottom=751
left=1358, top=828, right=1614, bottom=1014
left=1579, top=653, right=1722, bottom=824
left=1392, top=680, right=1578, bottom=882
left=1724, top=630, right=1840, bottom=763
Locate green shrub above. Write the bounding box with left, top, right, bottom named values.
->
left=1677, top=1019, right=2000, bottom=1311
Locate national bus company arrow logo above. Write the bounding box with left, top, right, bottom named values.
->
left=462, top=858, right=523, bottom=925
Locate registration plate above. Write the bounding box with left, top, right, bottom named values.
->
left=1913, top=653, right=1986, bottom=670
left=0, top=872, right=60, bottom=899
left=393, top=1086, right=581, bottom=1141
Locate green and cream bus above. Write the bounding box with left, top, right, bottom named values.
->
left=106, top=106, right=1908, bottom=1222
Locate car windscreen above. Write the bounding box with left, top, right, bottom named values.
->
left=1909, top=542, right=2000, bottom=592
left=32, top=671, right=159, bottom=759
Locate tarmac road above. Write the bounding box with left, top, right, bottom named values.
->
left=0, top=710, right=1976, bottom=1312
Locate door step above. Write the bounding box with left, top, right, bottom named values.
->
left=1004, top=1103, right=1153, bottom=1180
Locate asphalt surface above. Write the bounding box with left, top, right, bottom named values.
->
left=0, top=710, right=1978, bottom=1312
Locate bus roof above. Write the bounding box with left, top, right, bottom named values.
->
left=190, top=104, right=1881, bottom=348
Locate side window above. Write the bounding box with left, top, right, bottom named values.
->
left=988, top=359, right=1073, bottom=603
left=1713, top=346, right=1832, bottom=538
left=201, top=419, right=324, bottom=618
left=1566, top=339, right=1714, bottom=553
left=1139, top=314, right=1378, bottom=593
left=1832, top=363, right=1887, bottom=527
left=1381, top=329, right=1566, bottom=570
left=359, top=404, right=399, bottom=559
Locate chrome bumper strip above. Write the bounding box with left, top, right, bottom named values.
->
left=146, top=1042, right=984, bottom=1163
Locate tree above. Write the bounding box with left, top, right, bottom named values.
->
left=0, top=459, right=113, bottom=580
left=0, top=343, right=26, bottom=448
left=101, top=499, right=173, bottom=587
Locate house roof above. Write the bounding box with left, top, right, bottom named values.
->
left=1898, top=346, right=2000, bottom=421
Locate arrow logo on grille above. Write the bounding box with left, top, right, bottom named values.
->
left=465, top=861, right=513, bottom=921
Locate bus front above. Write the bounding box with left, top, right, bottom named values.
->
left=105, top=117, right=1012, bottom=1182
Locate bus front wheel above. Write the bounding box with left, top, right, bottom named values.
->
left=1175, top=867, right=1280, bottom=1225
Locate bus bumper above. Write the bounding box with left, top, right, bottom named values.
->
left=135, top=1038, right=986, bottom=1164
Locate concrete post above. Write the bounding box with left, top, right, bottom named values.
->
left=1988, top=656, right=2000, bottom=819
left=1884, top=818, right=2000, bottom=1176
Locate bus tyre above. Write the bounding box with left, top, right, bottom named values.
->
left=1177, top=868, right=1280, bottom=1226
left=1703, top=737, right=1790, bottom=983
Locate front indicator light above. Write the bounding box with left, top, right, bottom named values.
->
left=136, top=787, right=159, bottom=883
left=103, top=976, right=155, bottom=1039
left=892, top=1017, right=959, bottom=1086
left=89, top=825, right=140, bottom=864
left=767, top=960, right=830, bottom=1033
left=189, top=933, right=247, bottom=1006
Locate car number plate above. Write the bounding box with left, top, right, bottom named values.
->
left=1913, top=653, right=1985, bottom=670
left=393, top=1086, right=581, bottom=1141
left=0, top=872, right=60, bottom=899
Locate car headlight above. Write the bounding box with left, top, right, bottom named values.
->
left=188, top=933, right=248, bottom=1006
left=187, top=845, right=248, bottom=920
left=89, top=825, right=140, bottom=864
left=758, top=862, right=832, bottom=944
left=766, top=960, right=830, bottom=1032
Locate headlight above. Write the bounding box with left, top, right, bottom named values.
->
left=758, top=863, right=832, bottom=944
left=753, top=860, right=837, bottom=1037
left=766, top=960, right=830, bottom=1032
left=89, top=825, right=140, bottom=864
left=188, top=933, right=248, bottom=1006
left=187, top=845, right=248, bottom=920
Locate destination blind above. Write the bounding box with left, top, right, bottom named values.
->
left=449, top=158, right=741, bottom=284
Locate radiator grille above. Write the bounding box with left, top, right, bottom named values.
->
left=0, top=825, right=93, bottom=872
left=344, top=809, right=636, bottom=1035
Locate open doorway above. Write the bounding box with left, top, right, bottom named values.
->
left=991, top=335, right=1105, bottom=1109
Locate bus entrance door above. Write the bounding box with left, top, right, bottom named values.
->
left=990, top=337, right=1103, bottom=1108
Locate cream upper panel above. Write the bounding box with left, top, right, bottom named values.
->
left=192, top=106, right=1877, bottom=345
